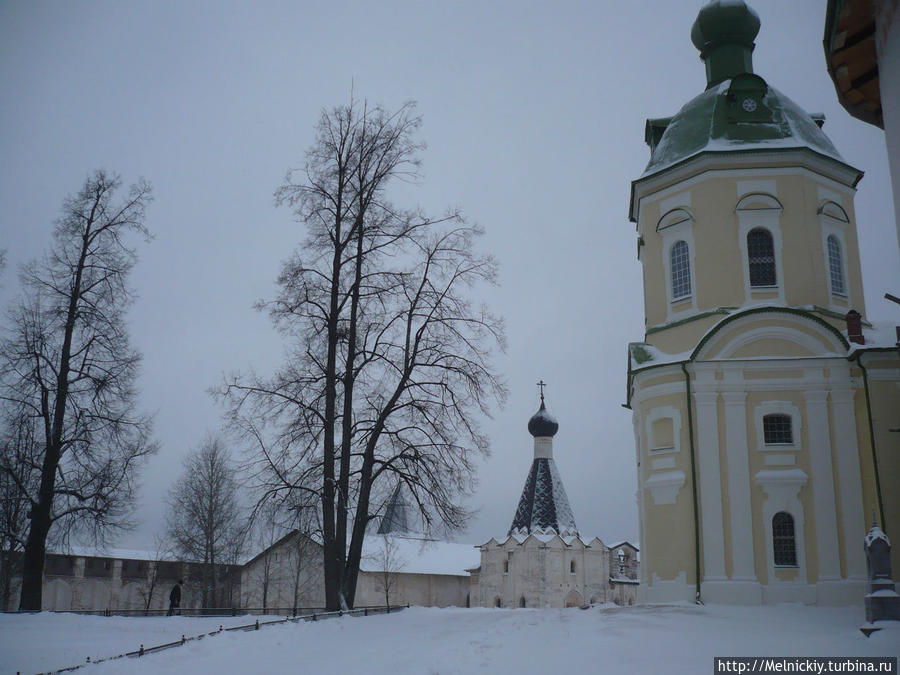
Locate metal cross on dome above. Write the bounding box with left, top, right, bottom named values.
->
left=537, top=380, right=546, bottom=401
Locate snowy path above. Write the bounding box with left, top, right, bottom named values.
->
left=1, top=604, right=897, bottom=675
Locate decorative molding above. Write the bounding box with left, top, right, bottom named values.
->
left=753, top=400, right=802, bottom=452
left=644, top=470, right=686, bottom=505
left=755, top=468, right=809, bottom=585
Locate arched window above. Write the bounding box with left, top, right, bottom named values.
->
left=670, top=240, right=691, bottom=299
left=570, top=560, right=576, bottom=574
left=772, top=512, right=797, bottom=566
left=827, top=235, right=845, bottom=296
left=762, top=414, right=792, bottom=445
left=503, top=559, right=509, bottom=574
left=747, top=228, right=776, bottom=287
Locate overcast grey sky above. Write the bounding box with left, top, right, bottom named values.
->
left=1, top=0, right=898, bottom=552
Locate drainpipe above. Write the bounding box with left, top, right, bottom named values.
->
left=853, top=351, right=887, bottom=533
left=681, top=362, right=703, bottom=604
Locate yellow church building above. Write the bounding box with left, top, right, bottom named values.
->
left=626, top=0, right=900, bottom=605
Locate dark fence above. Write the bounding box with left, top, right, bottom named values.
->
left=24, top=605, right=407, bottom=675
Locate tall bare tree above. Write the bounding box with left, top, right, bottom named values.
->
left=166, top=435, right=245, bottom=610
left=0, top=171, right=157, bottom=610
left=0, top=409, right=38, bottom=610
left=221, top=98, right=506, bottom=610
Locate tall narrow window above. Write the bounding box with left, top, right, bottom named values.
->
left=670, top=240, right=691, bottom=300
left=772, top=512, right=797, bottom=566
left=747, top=228, right=776, bottom=286
left=763, top=414, right=793, bottom=445
left=827, top=235, right=845, bottom=296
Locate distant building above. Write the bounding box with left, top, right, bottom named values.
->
left=627, top=0, right=900, bottom=605
left=469, top=393, right=625, bottom=608
left=1, top=548, right=240, bottom=613
left=240, top=530, right=476, bottom=611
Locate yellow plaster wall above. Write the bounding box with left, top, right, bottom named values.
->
left=637, top=392, right=696, bottom=585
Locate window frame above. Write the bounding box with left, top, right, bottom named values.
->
left=772, top=511, right=798, bottom=567
left=670, top=239, right=692, bottom=301
left=747, top=227, right=777, bottom=288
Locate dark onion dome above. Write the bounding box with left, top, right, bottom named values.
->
left=527, top=400, right=558, bottom=437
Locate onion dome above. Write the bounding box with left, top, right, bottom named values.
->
left=527, top=399, right=559, bottom=438
left=641, top=0, right=850, bottom=178
left=691, top=0, right=760, bottom=87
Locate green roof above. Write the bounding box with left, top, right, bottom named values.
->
left=641, top=0, right=851, bottom=179
left=643, top=75, right=844, bottom=177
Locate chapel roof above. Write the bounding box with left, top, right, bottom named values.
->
left=509, top=397, right=578, bottom=538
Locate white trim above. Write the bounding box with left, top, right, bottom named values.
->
left=819, top=202, right=852, bottom=309
left=645, top=406, right=681, bottom=455
left=721, top=379, right=756, bottom=581
left=828, top=385, right=867, bottom=580
left=694, top=388, right=726, bottom=580
left=737, top=197, right=785, bottom=304
left=632, top=153, right=859, bottom=222
left=659, top=218, right=697, bottom=322
left=644, top=470, right=685, bottom=506
left=753, top=401, right=802, bottom=452
left=695, top=312, right=847, bottom=361
left=755, top=468, right=809, bottom=586
left=803, top=388, right=841, bottom=581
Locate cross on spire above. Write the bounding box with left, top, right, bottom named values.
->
left=537, top=380, right=546, bottom=402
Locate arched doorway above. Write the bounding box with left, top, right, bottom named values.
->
left=564, top=590, right=583, bottom=608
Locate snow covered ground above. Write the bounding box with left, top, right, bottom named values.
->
left=2, top=604, right=898, bottom=675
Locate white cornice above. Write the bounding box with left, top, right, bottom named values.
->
left=630, top=150, right=862, bottom=223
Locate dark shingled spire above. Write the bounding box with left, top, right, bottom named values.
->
left=509, top=396, right=578, bottom=538
left=377, top=483, right=410, bottom=535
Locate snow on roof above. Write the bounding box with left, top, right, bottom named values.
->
left=641, top=80, right=848, bottom=179
left=359, top=535, right=480, bottom=577
left=48, top=546, right=178, bottom=562
left=866, top=525, right=891, bottom=548
left=484, top=532, right=600, bottom=549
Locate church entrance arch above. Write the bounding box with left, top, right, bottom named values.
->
left=564, top=590, right=583, bottom=608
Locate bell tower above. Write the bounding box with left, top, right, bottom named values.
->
left=626, top=0, right=898, bottom=606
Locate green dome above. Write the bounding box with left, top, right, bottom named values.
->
left=642, top=1, right=845, bottom=177
left=643, top=77, right=843, bottom=176
left=691, top=0, right=760, bottom=58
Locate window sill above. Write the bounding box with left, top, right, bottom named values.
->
left=750, top=285, right=779, bottom=291
left=774, top=564, right=798, bottom=569
left=759, top=444, right=798, bottom=452
left=671, top=295, right=692, bottom=305
left=649, top=446, right=677, bottom=456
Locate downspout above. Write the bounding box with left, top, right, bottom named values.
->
left=853, top=351, right=887, bottom=532
left=681, top=362, right=703, bottom=604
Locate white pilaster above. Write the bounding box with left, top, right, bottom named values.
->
left=829, top=380, right=867, bottom=579
left=722, top=370, right=756, bottom=582
left=693, top=376, right=726, bottom=581
left=803, top=386, right=841, bottom=581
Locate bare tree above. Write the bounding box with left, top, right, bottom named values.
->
left=166, top=435, right=245, bottom=610
left=0, top=171, right=157, bottom=610
left=0, top=409, right=39, bottom=610
left=373, top=535, right=407, bottom=607
left=221, top=98, right=506, bottom=610
left=138, top=535, right=172, bottom=615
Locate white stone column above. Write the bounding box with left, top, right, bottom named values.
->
left=803, top=387, right=842, bottom=581
left=694, top=386, right=726, bottom=581
left=722, top=388, right=756, bottom=581
left=829, top=384, right=867, bottom=579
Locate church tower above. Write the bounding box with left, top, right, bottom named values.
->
left=469, top=389, right=614, bottom=608
left=509, top=390, right=578, bottom=539
left=627, top=0, right=900, bottom=605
